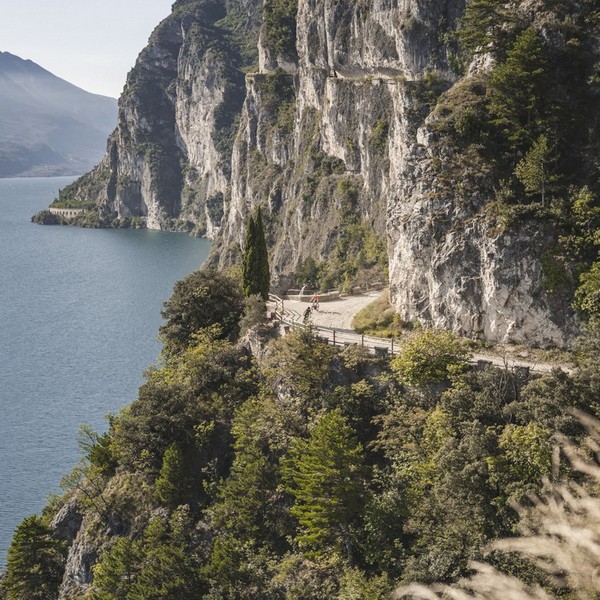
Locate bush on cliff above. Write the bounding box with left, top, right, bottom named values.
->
left=159, top=268, right=244, bottom=356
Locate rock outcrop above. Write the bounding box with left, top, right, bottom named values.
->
left=55, top=0, right=262, bottom=236
left=56, top=0, right=593, bottom=347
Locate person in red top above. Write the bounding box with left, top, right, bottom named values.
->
left=311, top=294, right=320, bottom=311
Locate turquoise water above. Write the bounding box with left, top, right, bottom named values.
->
left=0, top=177, right=211, bottom=566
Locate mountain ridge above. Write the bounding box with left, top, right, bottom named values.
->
left=0, top=51, right=117, bottom=177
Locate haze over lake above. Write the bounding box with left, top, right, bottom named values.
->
left=0, top=177, right=210, bottom=565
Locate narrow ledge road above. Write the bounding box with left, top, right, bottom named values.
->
left=269, top=292, right=574, bottom=376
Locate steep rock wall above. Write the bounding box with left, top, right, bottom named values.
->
left=216, top=0, right=577, bottom=346
left=62, top=0, right=583, bottom=346
left=57, top=0, right=262, bottom=236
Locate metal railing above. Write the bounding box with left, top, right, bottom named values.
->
left=267, top=293, right=561, bottom=374
left=268, top=293, right=397, bottom=356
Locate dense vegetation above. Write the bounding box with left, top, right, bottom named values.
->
left=3, top=268, right=600, bottom=599
left=10, top=0, right=600, bottom=597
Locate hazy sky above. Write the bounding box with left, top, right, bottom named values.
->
left=1, top=0, right=175, bottom=98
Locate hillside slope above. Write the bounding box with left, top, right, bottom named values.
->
left=0, top=52, right=117, bottom=177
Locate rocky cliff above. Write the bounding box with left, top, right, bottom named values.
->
left=55, top=0, right=600, bottom=347
left=54, top=0, right=262, bottom=234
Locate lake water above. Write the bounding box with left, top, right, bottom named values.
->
left=0, top=177, right=211, bottom=566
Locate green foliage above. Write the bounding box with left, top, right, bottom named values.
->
left=49, top=198, right=96, bottom=210
left=351, top=290, right=403, bottom=338
left=256, top=72, right=297, bottom=137
left=300, top=221, right=388, bottom=292
left=31, top=210, right=62, bottom=225
left=242, top=208, right=270, bottom=301
left=92, top=536, right=143, bottom=599
left=155, top=443, right=191, bottom=506
left=206, top=192, right=224, bottom=226
left=78, top=424, right=118, bottom=478
left=239, top=294, right=269, bottom=335
left=112, top=328, right=256, bottom=484
left=91, top=515, right=205, bottom=600
left=391, top=330, right=471, bottom=386
left=574, top=261, right=600, bottom=319
left=282, top=410, right=366, bottom=558
left=487, top=423, right=552, bottom=505
left=1, top=516, right=66, bottom=600
left=369, top=119, right=389, bottom=155
left=456, top=0, right=514, bottom=58
left=567, top=186, right=600, bottom=256
left=514, top=134, right=555, bottom=205
left=337, top=567, right=393, bottom=600
left=159, top=268, right=244, bottom=355
left=263, top=327, right=335, bottom=402
left=487, top=28, right=550, bottom=149
left=209, top=396, right=285, bottom=547
left=262, top=0, right=298, bottom=57
left=295, top=256, right=319, bottom=288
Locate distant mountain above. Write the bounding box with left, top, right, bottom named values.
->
left=0, top=52, right=117, bottom=177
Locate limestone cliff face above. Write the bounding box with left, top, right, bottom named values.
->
left=216, top=0, right=577, bottom=346
left=65, top=0, right=580, bottom=346
left=58, top=0, right=262, bottom=236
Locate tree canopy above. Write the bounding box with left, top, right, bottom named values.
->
left=159, top=268, right=244, bottom=355
left=242, top=208, right=270, bottom=301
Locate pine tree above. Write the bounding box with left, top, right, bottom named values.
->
left=514, top=134, right=553, bottom=206
left=488, top=28, right=549, bottom=149
left=282, top=410, right=366, bottom=559
left=457, top=0, right=510, bottom=57
left=242, top=208, right=270, bottom=300
left=155, top=443, right=190, bottom=506
left=2, top=515, right=66, bottom=600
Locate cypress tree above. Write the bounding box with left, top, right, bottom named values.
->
left=254, top=207, right=270, bottom=300
left=242, top=208, right=270, bottom=300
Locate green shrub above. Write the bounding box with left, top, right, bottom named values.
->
left=392, top=330, right=471, bottom=386
left=262, top=0, right=298, bottom=57
left=159, top=269, right=244, bottom=355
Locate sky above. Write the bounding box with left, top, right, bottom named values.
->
left=1, top=0, right=176, bottom=98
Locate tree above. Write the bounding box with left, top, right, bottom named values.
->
left=263, top=326, right=335, bottom=402
left=92, top=536, right=142, bottom=600
left=574, top=261, right=600, bottom=319
left=263, top=0, right=298, bottom=57
left=391, top=329, right=471, bottom=386
left=282, top=410, right=366, bottom=558
left=487, top=28, right=549, bottom=149
left=487, top=423, right=552, bottom=506
left=2, top=515, right=66, bottom=600
left=456, top=0, right=512, bottom=58
left=242, top=208, right=270, bottom=301
left=159, top=268, right=244, bottom=355
left=514, top=134, right=554, bottom=205
left=155, top=443, right=191, bottom=506
left=211, top=397, right=280, bottom=541
left=92, top=519, right=205, bottom=600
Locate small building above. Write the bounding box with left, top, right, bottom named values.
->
left=49, top=208, right=84, bottom=219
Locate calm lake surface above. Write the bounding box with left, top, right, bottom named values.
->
left=0, top=177, right=211, bottom=566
